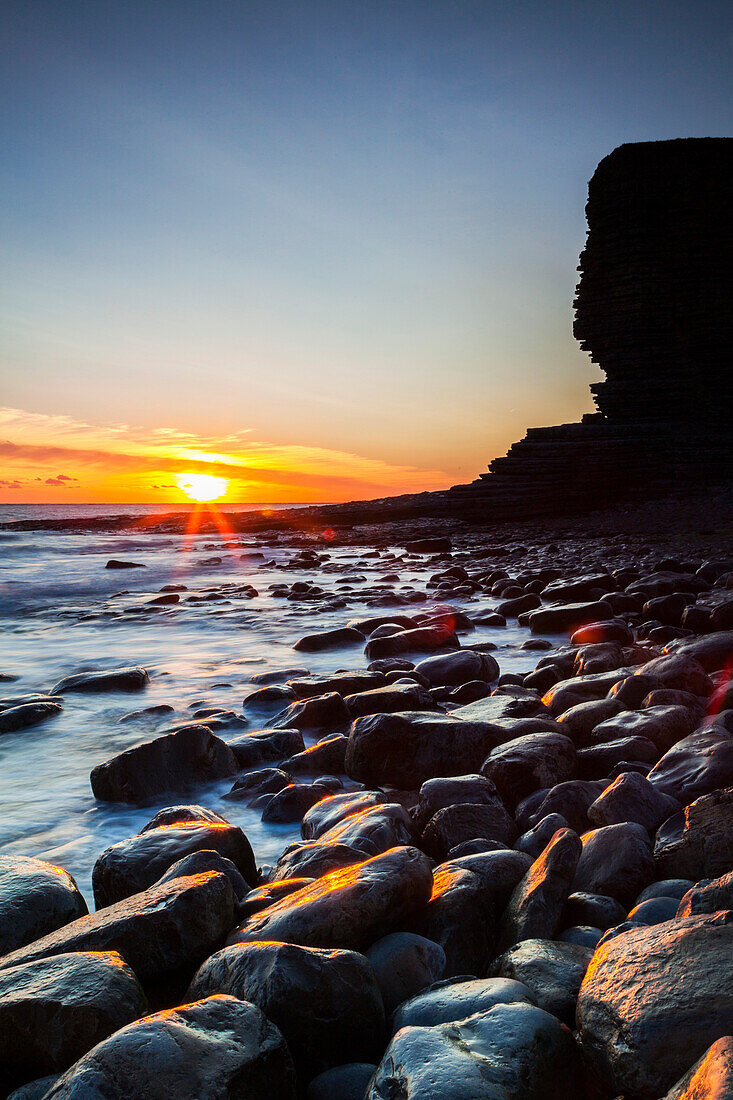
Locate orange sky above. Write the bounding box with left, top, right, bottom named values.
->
left=0, top=406, right=451, bottom=504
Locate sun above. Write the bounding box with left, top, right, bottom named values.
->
left=177, top=472, right=228, bottom=502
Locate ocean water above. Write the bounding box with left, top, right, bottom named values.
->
left=0, top=506, right=543, bottom=905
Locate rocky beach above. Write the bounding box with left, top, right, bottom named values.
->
left=1, top=484, right=733, bottom=1097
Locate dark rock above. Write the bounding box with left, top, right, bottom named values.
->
left=302, top=790, right=388, bottom=839
left=229, top=846, right=432, bottom=952
left=189, top=940, right=384, bottom=1079
left=0, top=872, right=235, bottom=991
left=391, top=975, right=535, bottom=1033
left=262, top=781, right=336, bottom=824
left=647, top=728, right=733, bottom=803
left=421, top=801, right=516, bottom=859
left=155, top=851, right=250, bottom=901
left=655, top=787, right=733, bottom=879
left=634, top=653, right=713, bottom=697
left=367, top=1000, right=582, bottom=1100
left=412, top=774, right=500, bottom=832
left=627, top=896, right=680, bottom=925
left=42, top=995, right=295, bottom=1099
left=573, top=822, right=655, bottom=905
left=677, top=870, right=733, bottom=918
left=0, top=856, right=87, bottom=956
left=481, top=732, right=576, bottom=808
left=273, top=841, right=364, bottom=881
left=588, top=771, right=681, bottom=832
left=637, top=879, right=694, bottom=904
left=526, top=780, right=604, bottom=834
left=559, top=925, right=602, bottom=948
left=591, top=706, right=699, bottom=753
left=346, top=712, right=502, bottom=788
left=51, top=667, right=149, bottom=694
left=415, top=649, right=499, bottom=687
left=516, top=813, right=570, bottom=858
left=293, top=627, right=365, bottom=652
left=316, top=803, right=415, bottom=857
left=280, top=733, right=348, bottom=775
left=563, top=892, right=627, bottom=931
left=452, top=692, right=550, bottom=723
left=105, top=560, right=144, bottom=569
left=238, top=878, right=314, bottom=918
left=0, top=702, right=63, bottom=734
left=92, top=821, right=256, bottom=907
left=529, top=600, right=613, bottom=635
left=227, top=728, right=304, bottom=768
left=366, top=932, right=445, bottom=1015
left=491, top=938, right=592, bottom=1026
left=404, top=537, right=452, bottom=553
left=140, top=805, right=228, bottom=830
left=0, top=951, right=146, bottom=1089
left=365, top=626, right=460, bottom=661
left=577, top=735, right=660, bottom=779
left=665, top=631, right=733, bottom=673
left=306, top=1064, right=377, bottom=1100
left=661, top=1036, right=733, bottom=1100
left=576, top=911, right=733, bottom=1100
left=497, top=828, right=582, bottom=950
left=223, top=768, right=290, bottom=801
left=556, top=697, right=625, bottom=747
left=345, top=683, right=437, bottom=717
left=90, top=725, right=238, bottom=804
left=287, top=671, right=385, bottom=698
left=271, top=693, right=350, bottom=732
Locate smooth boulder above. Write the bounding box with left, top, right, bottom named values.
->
left=0, top=856, right=87, bottom=956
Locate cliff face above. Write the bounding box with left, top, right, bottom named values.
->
left=447, top=138, right=733, bottom=519
left=574, top=138, right=733, bottom=423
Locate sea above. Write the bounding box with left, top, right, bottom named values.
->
left=0, top=503, right=542, bottom=904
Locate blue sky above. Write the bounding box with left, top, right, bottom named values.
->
left=1, top=1, right=731, bottom=499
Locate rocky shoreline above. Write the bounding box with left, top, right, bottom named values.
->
left=1, top=517, right=733, bottom=1098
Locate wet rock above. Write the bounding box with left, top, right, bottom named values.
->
left=391, top=975, right=535, bottom=1033
left=287, top=671, right=386, bottom=698
left=529, top=600, right=613, bottom=635
left=655, top=787, right=733, bottom=879
left=627, top=896, right=679, bottom=925
left=142, top=805, right=229, bottom=830
left=0, top=856, right=88, bottom=956
left=230, top=846, right=433, bottom=952
left=223, top=768, right=290, bottom=801
left=412, top=774, right=500, bottom=832
left=367, top=1000, right=582, bottom=1100
left=591, top=706, right=699, bottom=753
left=42, top=995, right=295, bottom=1099
left=647, top=728, right=733, bottom=803
left=51, top=667, right=149, bottom=694
left=242, top=685, right=295, bottom=718
left=189, top=940, right=384, bottom=1079
left=452, top=692, right=550, bottom=723
left=577, top=735, right=660, bottom=779
left=366, top=932, right=445, bottom=1014
left=105, top=560, right=144, bottom=569
left=634, top=653, right=713, bottom=696
left=491, top=938, right=592, bottom=1026
left=262, top=780, right=337, bottom=824
left=573, top=822, right=655, bottom=905
left=271, top=692, right=350, bottom=732
left=294, top=627, right=365, bottom=652
left=421, top=800, right=516, bottom=858
left=345, top=683, right=437, bottom=717
left=556, top=697, right=624, bottom=746
left=250, top=667, right=310, bottom=685
left=155, top=851, right=250, bottom=901
left=576, top=911, right=733, bottom=1100
left=0, top=873, right=235, bottom=991
left=365, top=626, right=460, bottom=661
left=677, top=870, right=733, bottom=918
left=542, top=669, right=633, bottom=714
left=665, top=630, right=733, bottom=673
left=92, top=821, right=256, bottom=907
left=481, top=732, right=576, bottom=808
left=273, top=841, right=364, bottom=881
left=281, top=733, right=348, bottom=775
left=7, top=1075, right=60, bottom=1099
left=227, top=727, right=304, bottom=768
left=559, top=925, right=602, bottom=948
left=415, top=649, right=499, bottom=687
left=90, top=725, right=238, bottom=804
left=497, top=828, right=582, bottom=950
left=0, top=951, right=147, bottom=1089
left=317, top=803, right=415, bottom=857
left=404, top=537, right=452, bottom=554
left=661, top=1036, right=733, bottom=1100
left=306, top=1064, right=377, bottom=1100
left=517, top=813, right=570, bottom=858
left=302, top=790, right=388, bottom=839
left=572, top=620, right=633, bottom=645
left=525, top=779, right=604, bottom=834
left=588, top=771, right=681, bottom=832
left=563, top=892, right=627, bottom=931
left=0, top=701, right=63, bottom=734
left=346, top=712, right=502, bottom=788
left=637, top=878, right=694, bottom=903
left=238, top=878, right=314, bottom=917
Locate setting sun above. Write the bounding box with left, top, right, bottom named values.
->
left=177, top=472, right=228, bottom=502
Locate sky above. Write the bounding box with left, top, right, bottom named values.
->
left=1, top=1, right=731, bottom=504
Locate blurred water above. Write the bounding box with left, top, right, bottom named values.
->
left=0, top=522, right=542, bottom=904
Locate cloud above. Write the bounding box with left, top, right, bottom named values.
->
left=0, top=479, right=22, bottom=489
left=55, top=473, right=78, bottom=482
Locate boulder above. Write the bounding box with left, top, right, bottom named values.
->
left=189, top=940, right=384, bottom=1079
left=271, top=693, right=350, bottom=732
left=227, top=728, right=304, bottom=769
left=261, top=780, right=337, bottom=824
left=556, top=697, right=625, bottom=746
left=229, top=846, right=432, bottom=952
left=573, top=822, right=655, bottom=905
left=634, top=653, right=713, bottom=696
left=577, top=736, right=660, bottom=779
left=677, top=870, right=733, bottom=917
left=576, top=911, right=733, bottom=1099
left=481, top=732, right=576, bottom=808
left=366, top=932, right=445, bottom=1015
left=542, top=669, right=633, bottom=714
left=391, top=975, right=535, bottom=1033
left=51, top=668, right=149, bottom=694
left=451, top=693, right=550, bottom=723
left=346, top=712, right=501, bottom=788
left=415, top=650, right=499, bottom=687
left=647, top=728, right=733, bottom=803
left=315, top=803, right=414, bottom=857
left=412, top=864, right=492, bottom=978
left=0, top=856, right=87, bottom=956
left=42, top=995, right=295, bottom=1099
left=287, top=671, right=385, bottom=698
left=661, top=1036, right=733, bottom=1100
left=590, top=706, right=699, bottom=753
left=280, top=733, right=348, bottom=775
left=412, top=775, right=500, bottom=832
left=155, top=851, right=250, bottom=901
left=344, top=683, right=436, bottom=718
left=497, top=828, right=582, bottom=951
left=273, top=841, right=364, bottom=881
left=0, top=873, right=235, bottom=991
left=90, top=725, right=238, bottom=804
left=517, top=813, right=570, bottom=858
left=491, top=938, right=592, bottom=1026
left=588, top=772, right=680, bottom=832
left=293, top=627, right=365, bottom=652
left=525, top=779, right=604, bottom=834
left=421, top=802, right=515, bottom=860
left=301, top=790, right=387, bottom=839
left=367, top=1000, right=583, bottom=1100
left=529, top=600, right=614, bottom=635
left=0, top=702, right=63, bottom=734
left=92, top=821, right=257, bottom=907
left=665, top=631, right=733, bottom=673
left=655, top=787, right=733, bottom=879
left=0, top=951, right=146, bottom=1089
left=307, top=1064, right=377, bottom=1100
left=364, top=626, right=460, bottom=662
left=563, top=891, right=626, bottom=931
